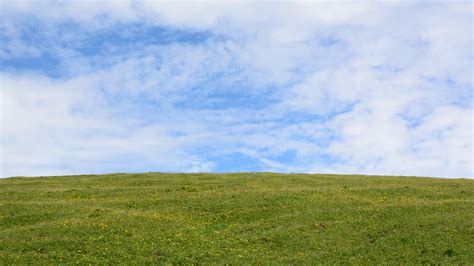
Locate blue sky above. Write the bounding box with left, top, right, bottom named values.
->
left=0, top=1, right=472, bottom=178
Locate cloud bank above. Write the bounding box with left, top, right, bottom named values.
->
left=0, top=1, right=472, bottom=178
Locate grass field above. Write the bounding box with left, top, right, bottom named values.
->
left=1, top=173, right=473, bottom=264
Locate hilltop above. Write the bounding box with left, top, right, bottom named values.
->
left=1, top=173, right=473, bottom=264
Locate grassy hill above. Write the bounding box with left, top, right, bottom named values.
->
left=1, top=173, right=473, bottom=264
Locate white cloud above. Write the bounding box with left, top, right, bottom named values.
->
left=0, top=72, right=215, bottom=177
left=0, top=1, right=472, bottom=178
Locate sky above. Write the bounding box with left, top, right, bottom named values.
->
left=0, top=1, right=472, bottom=178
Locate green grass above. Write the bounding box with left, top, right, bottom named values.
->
left=1, top=173, right=473, bottom=264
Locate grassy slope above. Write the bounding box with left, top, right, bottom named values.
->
left=1, top=173, right=473, bottom=264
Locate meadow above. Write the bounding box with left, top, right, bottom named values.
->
left=1, top=172, right=473, bottom=264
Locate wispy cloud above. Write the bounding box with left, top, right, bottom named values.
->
left=1, top=1, right=472, bottom=178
